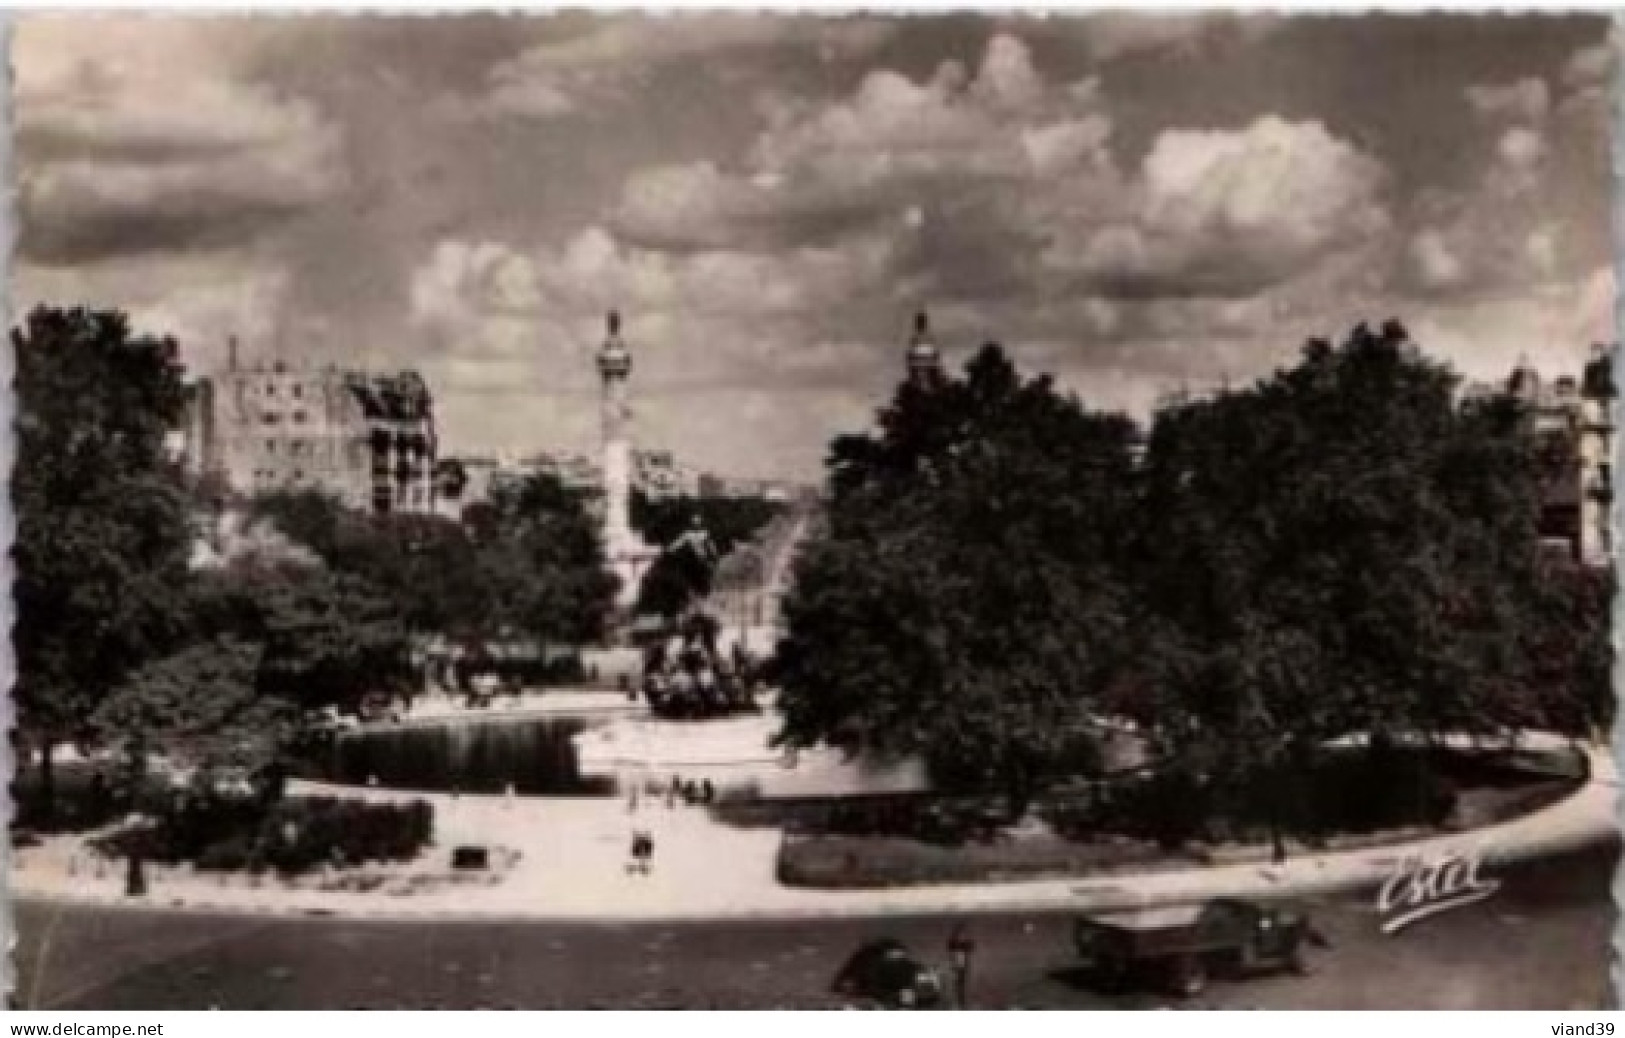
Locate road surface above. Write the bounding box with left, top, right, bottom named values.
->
left=12, top=844, right=1616, bottom=1010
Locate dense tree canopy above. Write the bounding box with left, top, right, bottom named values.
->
left=13, top=307, right=196, bottom=793
left=249, top=491, right=488, bottom=639
left=465, top=474, right=618, bottom=644
left=254, top=470, right=616, bottom=647
left=93, top=637, right=295, bottom=798
left=185, top=562, right=414, bottom=715
left=1125, top=320, right=1608, bottom=843
left=775, top=323, right=1611, bottom=827
left=774, top=345, right=1143, bottom=807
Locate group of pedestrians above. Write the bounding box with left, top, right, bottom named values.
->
left=623, top=773, right=721, bottom=876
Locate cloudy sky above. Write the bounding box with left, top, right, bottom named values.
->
left=13, top=13, right=1617, bottom=479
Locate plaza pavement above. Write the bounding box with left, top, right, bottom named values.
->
left=11, top=730, right=1616, bottom=923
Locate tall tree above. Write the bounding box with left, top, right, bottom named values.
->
left=1133, top=321, right=1586, bottom=845
left=13, top=307, right=196, bottom=813
left=774, top=345, right=1142, bottom=810
left=93, top=637, right=295, bottom=802
left=466, top=473, right=618, bottom=644
left=251, top=490, right=489, bottom=640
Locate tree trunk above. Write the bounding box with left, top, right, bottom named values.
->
left=1268, top=774, right=1287, bottom=864
left=37, top=740, right=56, bottom=827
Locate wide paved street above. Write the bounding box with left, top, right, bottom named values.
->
left=12, top=844, right=1616, bottom=1010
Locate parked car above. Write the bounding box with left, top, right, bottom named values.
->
left=1073, top=897, right=1329, bottom=998
left=831, top=938, right=945, bottom=1009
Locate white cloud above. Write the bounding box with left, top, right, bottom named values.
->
left=1562, top=27, right=1618, bottom=94
left=15, top=16, right=1612, bottom=480
left=1402, top=42, right=1607, bottom=305
left=1495, top=126, right=1547, bottom=177
left=466, top=16, right=895, bottom=121
left=15, top=253, right=293, bottom=372
left=1573, top=266, right=1617, bottom=346
left=1047, top=116, right=1390, bottom=298
left=1077, top=13, right=1284, bottom=62
left=616, top=34, right=1116, bottom=257
left=1411, top=230, right=1464, bottom=290
left=1465, top=77, right=1550, bottom=125
left=15, top=17, right=345, bottom=264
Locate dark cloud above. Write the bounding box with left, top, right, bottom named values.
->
left=19, top=189, right=307, bottom=266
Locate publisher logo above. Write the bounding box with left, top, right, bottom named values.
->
left=1377, top=846, right=1500, bottom=934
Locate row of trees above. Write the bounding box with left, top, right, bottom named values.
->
left=249, top=476, right=616, bottom=649
left=13, top=306, right=619, bottom=821
left=773, top=321, right=1612, bottom=833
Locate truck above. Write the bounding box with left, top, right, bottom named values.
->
left=1072, top=897, right=1329, bottom=998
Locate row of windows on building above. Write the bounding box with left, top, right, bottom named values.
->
left=248, top=467, right=431, bottom=503
left=254, top=438, right=423, bottom=458
left=263, top=439, right=335, bottom=458
left=373, top=485, right=431, bottom=513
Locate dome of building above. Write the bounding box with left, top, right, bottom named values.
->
left=598, top=311, right=632, bottom=378
left=906, top=311, right=941, bottom=380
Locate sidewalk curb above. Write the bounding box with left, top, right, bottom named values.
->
left=17, top=739, right=1614, bottom=925
left=16, top=818, right=1615, bottom=925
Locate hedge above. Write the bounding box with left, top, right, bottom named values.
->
left=94, top=796, right=434, bottom=876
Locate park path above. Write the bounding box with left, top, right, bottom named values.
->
left=12, top=733, right=1616, bottom=922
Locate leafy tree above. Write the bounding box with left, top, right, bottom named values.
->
left=251, top=489, right=494, bottom=640
left=187, top=560, right=414, bottom=716
left=1515, top=562, right=1613, bottom=738
left=253, top=480, right=615, bottom=647
left=12, top=307, right=196, bottom=814
left=92, top=637, right=295, bottom=803
left=1133, top=321, right=1587, bottom=849
left=774, top=345, right=1142, bottom=811
left=464, top=473, right=618, bottom=644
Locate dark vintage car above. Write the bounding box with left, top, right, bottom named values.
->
left=1073, top=897, right=1329, bottom=998
left=830, top=938, right=945, bottom=1009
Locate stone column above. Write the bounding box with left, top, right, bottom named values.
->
left=598, top=312, right=640, bottom=607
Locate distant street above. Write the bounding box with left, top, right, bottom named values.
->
left=14, top=844, right=1616, bottom=1010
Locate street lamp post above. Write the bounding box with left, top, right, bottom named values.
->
left=123, top=739, right=149, bottom=898
left=947, top=925, right=975, bottom=1009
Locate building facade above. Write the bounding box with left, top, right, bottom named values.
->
left=184, top=344, right=438, bottom=516
left=635, top=449, right=701, bottom=499
left=1577, top=346, right=1616, bottom=568
left=1503, top=344, right=1616, bottom=568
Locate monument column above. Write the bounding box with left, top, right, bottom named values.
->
left=597, top=311, right=654, bottom=611
left=598, top=311, right=635, bottom=558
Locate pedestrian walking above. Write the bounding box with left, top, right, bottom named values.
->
left=626, top=829, right=654, bottom=876
left=947, top=925, right=975, bottom=1009
left=627, top=830, right=645, bottom=875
